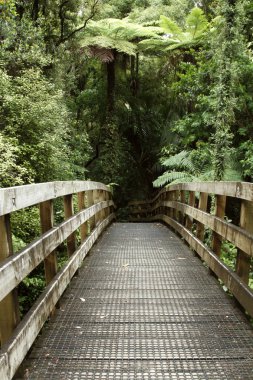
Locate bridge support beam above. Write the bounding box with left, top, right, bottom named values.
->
left=236, top=200, right=253, bottom=284
left=78, top=192, right=88, bottom=242
left=40, top=200, right=58, bottom=286
left=64, top=195, right=76, bottom=257
left=212, top=195, right=226, bottom=256
left=0, top=215, right=20, bottom=345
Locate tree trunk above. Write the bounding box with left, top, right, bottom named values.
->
left=32, top=0, right=40, bottom=21
left=107, top=54, right=116, bottom=114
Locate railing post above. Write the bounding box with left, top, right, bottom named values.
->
left=185, top=191, right=195, bottom=231
left=99, top=190, right=106, bottom=222
left=105, top=191, right=110, bottom=218
left=93, top=189, right=100, bottom=226
left=87, top=190, right=95, bottom=232
left=179, top=190, right=185, bottom=225
left=212, top=195, right=226, bottom=256
left=0, top=215, right=20, bottom=345
left=196, top=192, right=208, bottom=241
left=64, top=194, right=76, bottom=257
left=40, top=200, right=58, bottom=285
left=78, top=192, right=87, bottom=242
left=235, top=200, right=252, bottom=284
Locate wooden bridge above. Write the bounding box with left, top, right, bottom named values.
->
left=0, top=181, right=253, bottom=379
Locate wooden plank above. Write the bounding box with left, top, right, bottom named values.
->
left=185, top=191, right=195, bottom=231
left=0, top=201, right=114, bottom=303
left=144, top=200, right=253, bottom=258
left=0, top=181, right=111, bottom=216
left=212, top=195, right=226, bottom=257
left=64, top=195, right=76, bottom=257
left=0, top=215, right=20, bottom=345
left=167, top=182, right=253, bottom=202
left=87, top=191, right=95, bottom=232
left=235, top=200, right=253, bottom=284
left=40, top=201, right=57, bottom=285
left=77, top=192, right=87, bottom=242
left=129, top=182, right=253, bottom=211
left=0, top=214, right=115, bottom=380
left=93, top=190, right=101, bottom=226
left=147, top=214, right=253, bottom=319
left=196, top=193, right=208, bottom=241
left=100, top=191, right=106, bottom=221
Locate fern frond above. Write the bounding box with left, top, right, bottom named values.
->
left=186, top=7, right=208, bottom=38
left=81, top=36, right=136, bottom=56
left=153, top=171, right=193, bottom=188
left=162, top=151, right=191, bottom=170
left=138, top=38, right=176, bottom=52
left=160, top=15, right=183, bottom=39
left=224, top=168, right=242, bottom=181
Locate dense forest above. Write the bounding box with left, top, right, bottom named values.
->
left=1, top=0, right=253, bottom=204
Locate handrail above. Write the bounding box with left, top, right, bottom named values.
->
left=129, top=181, right=253, bottom=318
left=0, top=181, right=116, bottom=379
left=0, top=180, right=110, bottom=215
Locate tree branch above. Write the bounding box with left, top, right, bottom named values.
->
left=58, top=0, right=100, bottom=45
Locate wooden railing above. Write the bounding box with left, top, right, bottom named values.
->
left=129, top=181, right=253, bottom=318
left=0, top=181, right=115, bottom=379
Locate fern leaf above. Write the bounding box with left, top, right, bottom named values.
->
left=162, top=151, right=190, bottom=169
left=138, top=38, right=176, bottom=52
left=186, top=7, right=208, bottom=38
left=160, top=15, right=183, bottom=39
left=153, top=171, right=193, bottom=188
left=81, top=36, right=136, bottom=56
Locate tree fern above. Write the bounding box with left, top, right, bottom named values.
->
left=80, top=18, right=161, bottom=57
left=153, top=149, right=242, bottom=188
left=81, top=35, right=136, bottom=56
left=162, top=150, right=193, bottom=170
left=153, top=171, right=193, bottom=188
left=186, top=7, right=209, bottom=39
left=138, top=7, right=209, bottom=54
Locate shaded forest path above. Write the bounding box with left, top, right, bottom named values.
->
left=21, top=223, right=253, bottom=380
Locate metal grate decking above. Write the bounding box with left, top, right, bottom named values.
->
left=22, top=223, right=253, bottom=379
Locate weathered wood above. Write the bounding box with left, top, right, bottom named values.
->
left=77, top=192, right=87, bottom=242
left=0, top=215, right=20, bottom=345
left=147, top=200, right=253, bottom=258
left=144, top=214, right=253, bottom=319
left=40, top=201, right=57, bottom=285
left=93, top=190, right=101, bottom=226
left=212, top=195, right=226, bottom=257
left=196, top=192, right=208, bottom=241
left=105, top=191, right=110, bottom=217
left=185, top=191, right=195, bottom=231
left=64, top=195, right=76, bottom=257
left=0, top=181, right=111, bottom=216
left=129, top=182, right=253, bottom=211
left=100, top=191, right=107, bottom=221
left=179, top=190, right=185, bottom=224
left=0, top=201, right=114, bottom=303
left=235, top=200, right=253, bottom=284
left=0, top=214, right=115, bottom=380
left=167, top=182, right=253, bottom=202
left=87, top=190, right=95, bottom=232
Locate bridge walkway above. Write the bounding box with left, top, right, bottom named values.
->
left=21, top=223, right=253, bottom=379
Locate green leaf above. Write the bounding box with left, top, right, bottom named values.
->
left=160, top=15, right=183, bottom=39
left=186, top=7, right=208, bottom=38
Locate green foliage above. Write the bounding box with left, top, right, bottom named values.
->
left=80, top=18, right=161, bottom=57
left=153, top=146, right=242, bottom=187
left=11, top=207, right=40, bottom=244
left=19, top=275, right=45, bottom=317
left=0, top=133, right=30, bottom=187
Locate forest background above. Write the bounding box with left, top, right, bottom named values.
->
left=1, top=0, right=253, bottom=308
